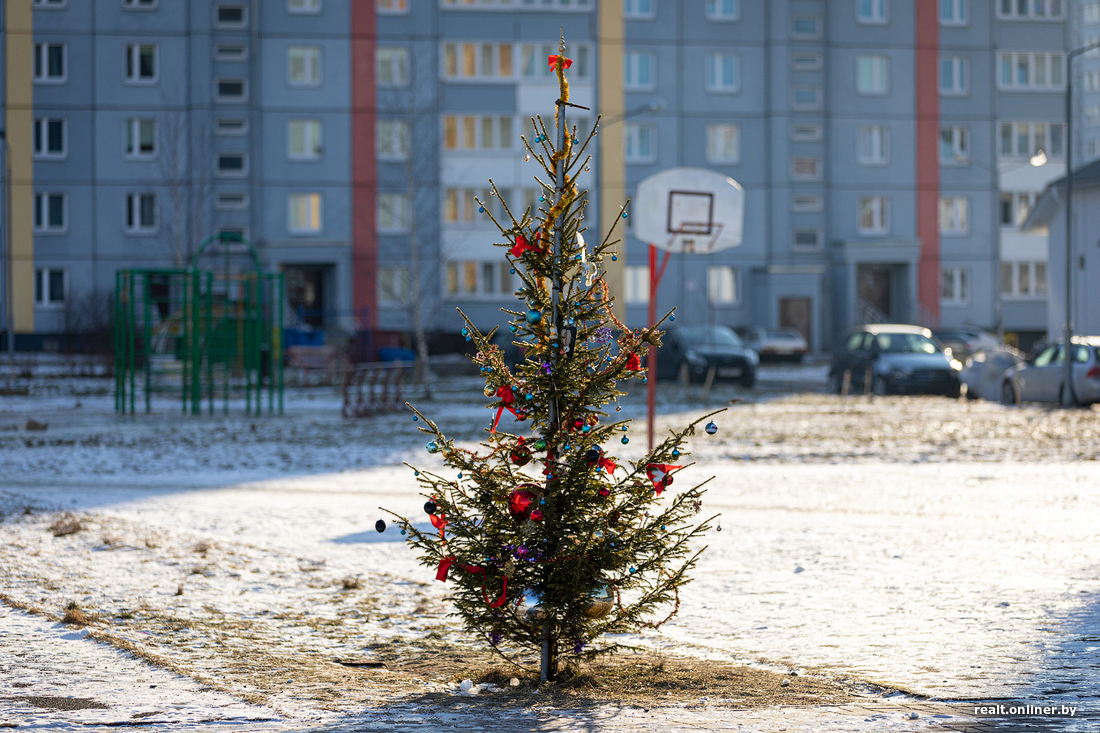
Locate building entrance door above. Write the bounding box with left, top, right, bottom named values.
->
left=779, top=297, right=812, bottom=347
left=284, top=265, right=327, bottom=328
left=857, top=264, right=893, bottom=322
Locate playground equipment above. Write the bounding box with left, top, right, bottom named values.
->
left=341, top=361, right=415, bottom=418
left=114, top=232, right=284, bottom=415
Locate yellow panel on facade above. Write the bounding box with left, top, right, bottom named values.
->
left=598, top=0, right=625, bottom=323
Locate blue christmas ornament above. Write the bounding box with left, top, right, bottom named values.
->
left=670, top=315, right=675, bottom=321
left=672, top=449, right=680, bottom=458
left=461, top=327, right=469, bottom=336
left=611, top=255, right=617, bottom=261
left=426, top=441, right=439, bottom=454
left=705, top=421, right=718, bottom=435
left=510, top=324, right=518, bottom=333
left=621, top=436, right=629, bottom=444
left=525, top=309, right=543, bottom=325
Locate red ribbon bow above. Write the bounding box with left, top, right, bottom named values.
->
left=436, top=556, right=509, bottom=608
left=491, top=385, right=521, bottom=433
left=509, top=231, right=541, bottom=258
left=626, top=352, right=642, bottom=371
left=597, top=452, right=616, bottom=474
left=646, top=463, right=683, bottom=495
left=548, top=54, right=573, bottom=70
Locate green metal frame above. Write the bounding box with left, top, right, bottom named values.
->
left=113, top=233, right=285, bottom=415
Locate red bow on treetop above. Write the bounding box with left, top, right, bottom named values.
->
left=626, top=352, right=642, bottom=371
left=491, top=384, right=521, bottom=433
left=509, top=231, right=541, bottom=258
left=548, top=55, right=573, bottom=70
left=646, top=463, right=683, bottom=495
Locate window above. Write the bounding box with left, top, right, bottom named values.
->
left=215, top=192, right=249, bottom=210
left=288, top=46, right=321, bottom=86
left=705, top=0, right=738, bottom=20
left=378, top=47, right=409, bottom=86
left=1088, top=139, right=1100, bottom=160
left=790, top=86, right=822, bottom=110
left=216, top=153, right=247, bottom=176
left=288, top=120, right=322, bottom=160
left=33, top=43, right=66, bottom=83
left=124, top=44, right=157, bottom=83
left=214, top=5, right=247, bottom=27
left=442, top=43, right=515, bottom=81
left=791, top=157, right=821, bottom=180
left=857, top=0, right=887, bottom=24
left=624, top=124, right=656, bottom=163
left=790, top=53, right=823, bottom=71
left=442, top=115, right=513, bottom=151
left=857, top=55, right=888, bottom=95
left=859, top=196, right=889, bottom=235
left=378, top=193, right=409, bottom=232
left=214, top=45, right=247, bottom=62
left=1001, top=261, right=1047, bottom=298
left=791, top=123, right=823, bottom=141
left=1000, top=122, right=1064, bottom=159
left=940, top=267, right=969, bottom=305
left=33, top=118, right=66, bottom=159
left=940, top=126, right=969, bottom=163
left=34, top=269, right=66, bottom=307
left=288, top=193, right=322, bottom=234
left=34, top=193, right=66, bottom=233
left=624, top=266, right=649, bottom=304
left=624, top=0, right=654, bottom=19
left=1087, top=1, right=1100, bottom=23
left=792, top=228, right=823, bottom=249
left=705, top=53, right=740, bottom=92
left=939, top=0, right=967, bottom=24
left=1086, top=71, right=1100, bottom=92
left=125, top=193, right=156, bottom=234
left=444, top=262, right=513, bottom=298
left=215, top=118, right=248, bottom=135
left=707, top=266, right=738, bottom=304
left=124, top=118, right=156, bottom=158
left=791, top=16, right=821, bottom=38
left=938, top=196, right=969, bottom=234
left=378, top=120, right=409, bottom=160
left=443, top=187, right=511, bottom=224
left=624, top=52, right=655, bottom=90
left=940, top=55, right=968, bottom=95
left=706, top=124, right=740, bottom=163
left=999, top=191, right=1038, bottom=228
left=33, top=0, right=67, bottom=9
left=288, top=0, right=321, bottom=11
left=998, top=52, right=1064, bottom=90
left=791, top=195, right=823, bottom=212
left=377, top=0, right=408, bottom=13
left=857, top=125, right=888, bottom=165
left=1086, top=106, right=1100, bottom=126
left=123, top=0, right=157, bottom=7
left=378, top=268, right=408, bottom=303
left=997, top=0, right=1062, bottom=19
left=215, top=78, right=247, bottom=102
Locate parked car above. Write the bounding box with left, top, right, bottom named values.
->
left=656, top=325, right=758, bottom=387
left=740, top=327, right=809, bottom=363
left=931, top=327, right=1001, bottom=361
left=829, top=324, right=962, bottom=397
left=959, top=347, right=1025, bottom=401
left=998, top=337, right=1100, bottom=406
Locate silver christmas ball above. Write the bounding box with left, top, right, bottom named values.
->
left=583, top=583, right=614, bottom=619
left=514, top=588, right=547, bottom=625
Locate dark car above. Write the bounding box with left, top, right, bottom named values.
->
left=829, top=324, right=962, bottom=397
left=656, top=325, right=758, bottom=387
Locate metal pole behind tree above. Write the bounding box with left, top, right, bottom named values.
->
left=2, top=134, right=13, bottom=389
left=1063, top=52, right=1074, bottom=407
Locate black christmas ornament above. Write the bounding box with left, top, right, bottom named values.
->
left=585, top=447, right=601, bottom=464
left=424, top=500, right=438, bottom=515
left=375, top=519, right=386, bottom=533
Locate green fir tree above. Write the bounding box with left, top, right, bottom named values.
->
left=387, top=35, right=721, bottom=680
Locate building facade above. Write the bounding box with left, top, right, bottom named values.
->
left=4, top=0, right=1083, bottom=353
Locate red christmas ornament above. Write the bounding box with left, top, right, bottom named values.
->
left=530, top=509, right=544, bottom=522
left=598, top=488, right=610, bottom=498
left=510, top=436, right=532, bottom=466
left=548, top=54, right=573, bottom=70
left=507, top=483, right=541, bottom=522
left=626, top=352, right=642, bottom=371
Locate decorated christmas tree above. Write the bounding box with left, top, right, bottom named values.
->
left=386, top=35, right=720, bottom=681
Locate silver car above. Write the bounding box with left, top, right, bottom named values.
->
left=999, top=337, right=1100, bottom=405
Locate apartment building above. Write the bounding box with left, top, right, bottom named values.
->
left=5, top=0, right=1078, bottom=353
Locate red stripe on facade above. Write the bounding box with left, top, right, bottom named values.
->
left=351, top=1, right=377, bottom=330
left=915, top=0, right=940, bottom=326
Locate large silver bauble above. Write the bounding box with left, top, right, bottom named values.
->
left=583, top=584, right=614, bottom=619
left=514, top=588, right=547, bottom=625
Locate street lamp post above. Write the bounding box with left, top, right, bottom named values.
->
left=1061, top=41, right=1100, bottom=408
left=0, top=130, right=12, bottom=390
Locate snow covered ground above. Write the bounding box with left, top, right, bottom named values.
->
left=2, top=377, right=1100, bottom=731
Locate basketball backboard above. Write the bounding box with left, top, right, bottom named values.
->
left=634, top=168, right=744, bottom=253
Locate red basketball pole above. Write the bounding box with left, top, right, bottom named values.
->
left=646, top=244, right=671, bottom=451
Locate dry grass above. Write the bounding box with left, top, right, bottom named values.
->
left=192, top=539, right=215, bottom=554
left=61, top=600, right=95, bottom=627
left=340, top=576, right=362, bottom=590
left=48, top=513, right=84, bottom=537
